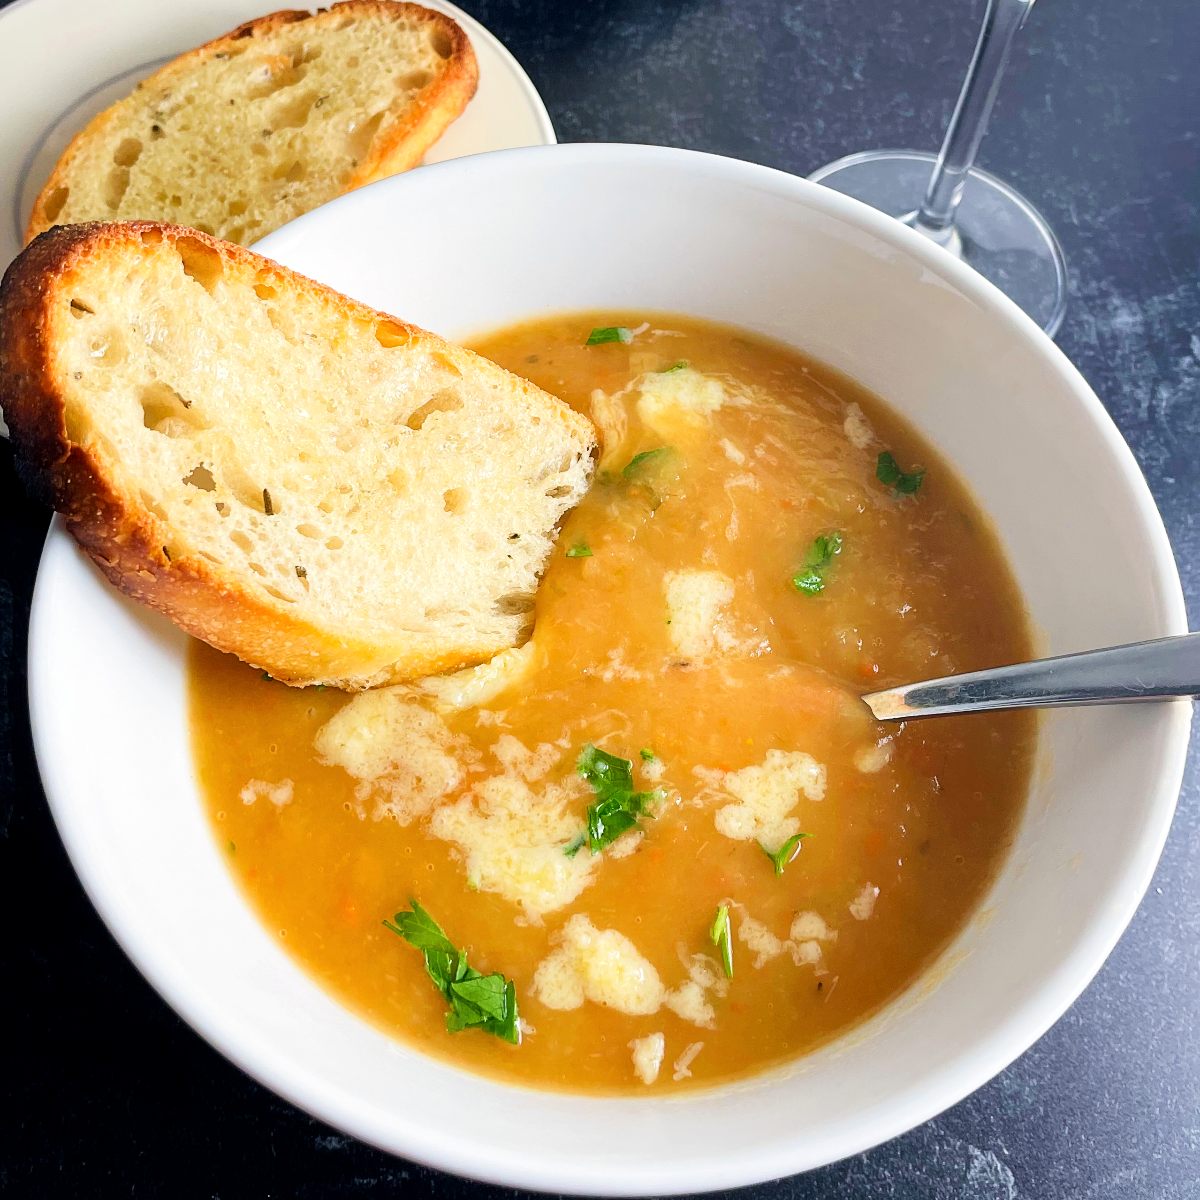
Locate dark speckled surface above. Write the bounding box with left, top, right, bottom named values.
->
left=2, top=0, right=1198, bottom=1196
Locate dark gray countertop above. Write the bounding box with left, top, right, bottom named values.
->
left=2, top=0, right=1197, bottom=1196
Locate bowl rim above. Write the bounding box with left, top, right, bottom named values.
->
left=27, top=141, right=1191, bottom=1193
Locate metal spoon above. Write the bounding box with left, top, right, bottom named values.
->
left=863, top=633, right=1200, bottom=720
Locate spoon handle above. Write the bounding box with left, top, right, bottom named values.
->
left=863, top=633, right=1200, bottom=720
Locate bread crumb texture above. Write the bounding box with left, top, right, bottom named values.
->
left=6, top=224, right=594, bottom=686
left=27, top=1, right=478, bottom=245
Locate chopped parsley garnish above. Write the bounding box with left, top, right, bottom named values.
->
left=792, top=531, right=844, bottom=595
left=876, top=451, right=925, bottom=495
left=567, top=744, right=663, bottom=855
left=710, top=904, right=733, bottom=978
left=383, top=901, right=520, bottom=1043
left=759, top=833, right=810, bottom=876
left=639, top=747, right=655, bottom=761
left=260, top=671, right=272, bottom=681
left=660, top=360, right=688, bottom=373
left=622, top=447, right=671, bottom=478
left=565, top=542, right=593, bottom=558
left=586, top=326, right=633, bottom=346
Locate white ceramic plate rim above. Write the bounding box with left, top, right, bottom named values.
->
left=27, top=144, right=1191, bottom=1193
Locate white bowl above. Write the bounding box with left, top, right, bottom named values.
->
left=28, top=144, right=1190, bottom=1193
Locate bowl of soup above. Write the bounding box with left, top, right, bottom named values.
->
left=28, top=143, right=1189, bottom=1193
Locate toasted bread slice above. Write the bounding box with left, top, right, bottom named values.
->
left=25, top=1, right=477, bottom=246
left=0, top=223, right=595, bottom=688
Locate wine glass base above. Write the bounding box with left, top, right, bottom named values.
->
left=809, top=150, right=1067, bottom=338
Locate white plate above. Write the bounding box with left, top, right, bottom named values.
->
left=0, top=0, right=555, bottom=269
left=26, top=144, right=1190, bottom=1194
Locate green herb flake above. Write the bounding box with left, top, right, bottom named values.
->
left=759, top=832, right=810, bottom=876
left=565, top=542, right=593, bottom=558
left=570, top=744, right=662, bottom=854
left=622, top=447, right=671, bottom=478
left=563, top=832, right=586, bottom=858
left=260, top=671, right=272, bottom=682
left=791, top=531, right=844, bottom=596
left=876, top=450, right=925, bottom=495
left=586, top=326, right=633, bottom=346
left=383, top=900, right=520, bottom=1044
left=710, top=904, right=734, bottom=978
left=639, top=748, right=655, bottom=761
left=660, top=360, right=688, bottom=373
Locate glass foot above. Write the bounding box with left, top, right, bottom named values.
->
left=809, top=150, right=1067, bottom=338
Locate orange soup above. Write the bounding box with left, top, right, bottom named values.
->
left=191, top=313, right=1035, bottom=1093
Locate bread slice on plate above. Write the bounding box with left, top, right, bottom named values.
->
left=25, top=1, right=478, bottom=246
left=0, top=222, right=595, bottom=688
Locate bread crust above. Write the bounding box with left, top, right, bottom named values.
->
left=25, top=1, right=479, bottom=243
left=0, top=222, right=593, bottom=688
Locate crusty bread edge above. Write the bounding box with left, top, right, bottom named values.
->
left=24, top=1, right=479, bottom=243
left=342, top=2, right=479, bottom=189
left=0, top=221, right=594, bottom=689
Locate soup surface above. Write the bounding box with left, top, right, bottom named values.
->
left=192, top=313, right=1036, bottom=1093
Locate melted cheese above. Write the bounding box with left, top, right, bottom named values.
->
left=238, top=778, right=294, bottom=807
left=710, top=749, right=826, bottom=846
left=636, top=367, right=726, bottom=436
left=428, top=775, right=593, bottom=917
left=629, top=1032, right=666, bottom=1085
left=416, top=643, right=541, bottom=713
left=641, top=756, right=667, bottom=784
left=736, top=907, right=838, bottom=970
left=719, top=437, right=746, bottom=465
left=314, top=689, right=465, bottom=824
left=663, top=951, right=728, bottom=1028
left=854, top=741, right=893, bottom=774
left=491, top=734, right=562, bottom=782
left=737, top=913, right=788, bottom=968
left=664, top=980, right=715, bottom=1028
left=672, top=1041, right=704, bottom=1082
left=790, top=911, right=835, bottom=941
left=843, top=401, right=875, bottom=450
left=589, top=387, right=630, bottom=471
left=849, top=884, right=880, bottom=921
left=532, top=915, right=666, bottom=1014
left=663, top=570, right=735, bottom=658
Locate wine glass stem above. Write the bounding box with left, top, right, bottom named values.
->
left=913, top=0, right=1035, bottom=242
